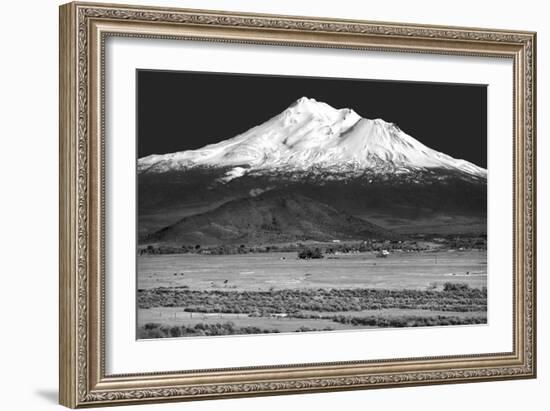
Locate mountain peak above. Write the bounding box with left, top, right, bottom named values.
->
left=285, top=96, right=355, bottom=120
left=292, top=96, right=317, bottom=106
left=138, top=97, right=486, bottom=180
left=289, top=96, right=331, bottom=111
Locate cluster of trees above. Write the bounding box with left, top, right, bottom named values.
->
left=446, top=236, right=487, bottom=250
left=140, top=243, right=304, bottom=256
left=139, top=244, right=201, bottom=255
left=138, top=233, right=488, bottom=256
left=298, top=247, right=324, bottom=259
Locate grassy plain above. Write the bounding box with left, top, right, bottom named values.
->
left=137, top=250, right=486, bottom=291
left=137, top=251, right=487, bottom=338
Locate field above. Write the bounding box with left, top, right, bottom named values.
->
left=137, top=250, right=486, bottom=291
left=137, top=250, right=487, bottom=338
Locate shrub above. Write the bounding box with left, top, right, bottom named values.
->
left=138, top=286, right=487, bottom=314
left=169, top=326, right=182, bottom=337
left=298, top=248, right=324, bottom=259
left=443, top=282, right=471, bottom=292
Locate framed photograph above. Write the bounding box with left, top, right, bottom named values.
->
left=59, top=2, right=537, bottom=408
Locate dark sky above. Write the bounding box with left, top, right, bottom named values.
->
left=137, top=70, right=487, bottom=168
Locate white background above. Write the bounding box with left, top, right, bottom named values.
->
left=0, top=0, right=547, bottom=410
left=106, top=38, right=513, bottom=374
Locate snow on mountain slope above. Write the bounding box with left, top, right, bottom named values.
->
left=138, top=97, right=487, bottom=180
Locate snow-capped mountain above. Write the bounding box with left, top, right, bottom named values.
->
left=138, top=97, right=487, bottom=239
left=138, top=97, right=486, bottom=182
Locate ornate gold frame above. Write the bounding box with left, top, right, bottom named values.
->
left=59, top=2, right=536, bottom=408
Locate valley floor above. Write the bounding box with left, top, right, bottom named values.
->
left=136, top=250, right=487, bottom=338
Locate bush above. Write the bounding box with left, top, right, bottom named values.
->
left=169, top=326, right=182, bottom=337
left=298, top=248, right=324, bottom=259
left=443, top=282, right=471, bottom=292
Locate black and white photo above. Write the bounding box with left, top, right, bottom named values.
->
left=136, top=70, right=488, bottom=339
